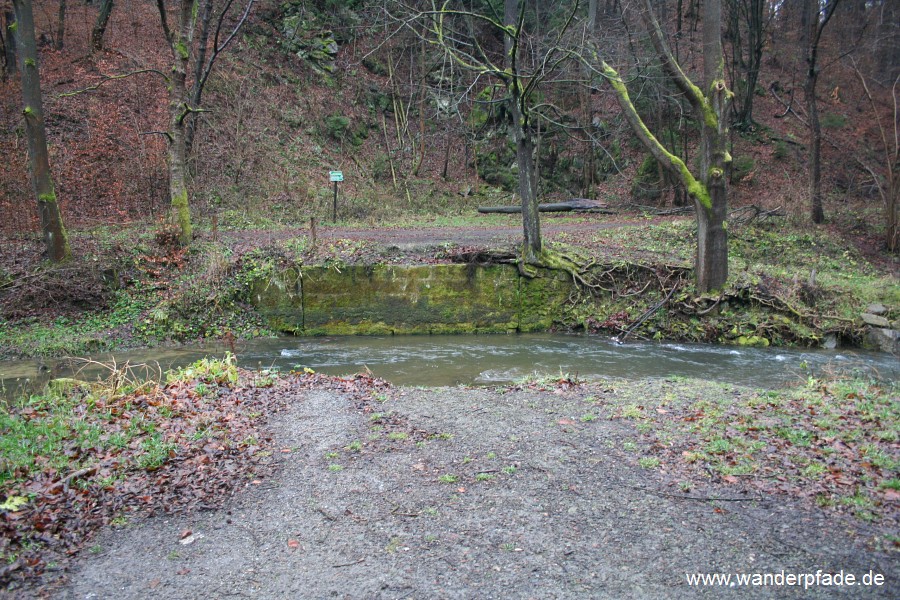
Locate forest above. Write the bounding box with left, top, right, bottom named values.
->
left=0, top=0, right=898, bottom=348
left=1, top=2, right=900, bottom=594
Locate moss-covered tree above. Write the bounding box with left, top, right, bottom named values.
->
left=156, top=0, right=255, bottom=246
left=598, top=0, right=731, bottom=292
left=13, top=0, right=71, bottom=262
left=156, top=0, right=196, bottom=245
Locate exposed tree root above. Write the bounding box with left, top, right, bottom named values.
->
left=515, top=245, right=866, bottom=346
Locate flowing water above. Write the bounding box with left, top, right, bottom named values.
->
left=1, top=333, right=896, bottom=398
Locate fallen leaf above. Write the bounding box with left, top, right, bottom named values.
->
left=0, top=495, right=29, bottom=512
left=176, top=568, right=191, bottom=576
left=149, top=578, right=160, bottom=589
left=722, top=475, right=738, bottom=484
left=557, top=418, right=576, bottom=426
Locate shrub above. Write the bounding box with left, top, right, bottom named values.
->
left=773, top=140, right=790, bottom=161
left=631, top=154, right=662, bottom=202
left=730, top=155, right=756, bottom=184
left=821, top=113, right=846, bottom=129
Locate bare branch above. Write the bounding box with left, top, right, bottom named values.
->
left=56, top=69, right=169, bottom=98
left=197, top=0, right=254, bottom=96
left=636, top=0, right=706, bottom=114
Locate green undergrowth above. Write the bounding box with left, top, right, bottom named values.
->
left=0, top=354, right=282, bottom=575
left=0, top=355, right=240, bottom=491
left=0, top=235, right=276, bottom=359
left=590, top=375, right=899, bottom=525
left=0, top=213, right=895, bottom=359
left=565, top=218, right=897, bottom=346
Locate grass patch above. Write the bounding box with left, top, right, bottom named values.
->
left=604, top=376, right=899, bottom=521
left=0, top=355, right=279, bottom=576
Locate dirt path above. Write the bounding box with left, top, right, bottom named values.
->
left=219, top=216, right=656, bottom=252
left=59, top=381, right=896, bottom=599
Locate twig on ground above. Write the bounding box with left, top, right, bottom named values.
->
left=332, top=558, right=366, bottom=568
left=631, top=485, right=763, bottom=503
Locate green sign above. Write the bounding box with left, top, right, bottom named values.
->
left=329, top=171, right=344, bottom=182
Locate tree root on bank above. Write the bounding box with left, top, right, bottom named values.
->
left=515, top=247, right=864, bottom=346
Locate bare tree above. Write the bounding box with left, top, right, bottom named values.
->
left=399, top=0, right=581, bottom=266
left=185, top=0, right=255, bottom=157
left=803, top=0, right=840, bottom=224
left=156, top=0, right=254, bottom=245
left=854, top=66, right=899, bottom=252
left=726, top=0, right=765, bottom=128
left=55, top=0, right=65, bottom=50
left=599, top=0, right=731, bottom=291
left=13, top=0, right=71, bottom=261
left=91, top=0, right=114, bottom=52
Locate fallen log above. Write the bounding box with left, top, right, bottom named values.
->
left=478, top=199, right=614, bottom=214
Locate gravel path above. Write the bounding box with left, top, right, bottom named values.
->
left=61, top=382, right=896, bottom=599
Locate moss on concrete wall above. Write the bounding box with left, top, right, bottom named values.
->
left=251, top=263, right=572, bottom=335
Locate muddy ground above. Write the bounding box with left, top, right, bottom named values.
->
left=55, top=379, right=896, bottom=599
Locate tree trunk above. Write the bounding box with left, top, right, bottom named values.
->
left=91, top=0, right=114, bottom=52
left=55, top=0, right=65, bottom=50
left=510, top=86, right=541, bottom=263
left=582, top=0, right=598, bottom=196
left=806, top=68, right=824, bottom=223
left=604, top=0, right=730, bottom=291
left=504, top=0, right=541, bottom=263
left=698, top=0, right=730, bottom=290
left=888, top=173, right=899, bottom=252
left=803, top=0, right=838, bottom=225
left=164, top=0, right=197, bottom=245
left=4, top=11, right=17, bottom=79
left=185, top=0, right=213, bottom=158
left=730, top=0, right=765, bottom=127
left=13, top=0, right=71, bottom=262
left=696, top=170, right=728, bottom=289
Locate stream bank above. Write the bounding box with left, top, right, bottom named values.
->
left=0, top=217, right=897, bottom=360
left=50, top=375, right=900, bottom=598
left=2, top=368, right=897, bottom=597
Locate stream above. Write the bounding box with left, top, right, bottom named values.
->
left=1, top=333, right=896, bottom=398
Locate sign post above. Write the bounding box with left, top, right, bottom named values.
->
left=329, top=171, right=343, bottom=222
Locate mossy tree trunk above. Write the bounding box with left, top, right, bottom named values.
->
left=157, top=0, right=254, bottom=240
left=157, top=0, right=197, bottom=246
left=13, top=0, right=71, bottom=262
left=601, top=0, right=731, bottom=292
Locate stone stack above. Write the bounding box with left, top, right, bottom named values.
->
left=862, top=303, right=899, bottom=354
